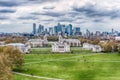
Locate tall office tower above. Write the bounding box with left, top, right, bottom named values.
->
left=96, top=31, right=101, bottom=37
left=33, top=23, right=36, bottom=34
left=67, top=24, right=73, bottom=36
left=57, top=23, right=62, bottom=33
left=38, top=24, right=44, bottom=35
left=49, top=27, right=54, bottom=36
left=54, top=26, right=58, bottom=35
left=86, top=29, right=90, bottom=38
left=73, top=27, right=81, bottom=36
left=112, top=28, right=114, bottom=34
left=61, top=24, right=66, bottom=36
left=53, top=23, right=62, bottom=35
left=45, top=28, right=48, bottom=34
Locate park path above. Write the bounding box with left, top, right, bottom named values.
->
left=13, top=72, right=63, bottom=80
left=25, top=53, right=103, bottom=64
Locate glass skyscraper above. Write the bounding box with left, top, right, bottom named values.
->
left=33, top=23, right=36, bottom=34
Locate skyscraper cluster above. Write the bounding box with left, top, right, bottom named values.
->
left=32, top=23, right=82, bottom=36
left=33, top=23, right=45, bottom=35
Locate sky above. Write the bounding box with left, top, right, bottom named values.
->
left=0, top=0, right=120, bottom=33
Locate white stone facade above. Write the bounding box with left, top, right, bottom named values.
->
left=28, top=35, right=48, bottom=48
left=52, top=42, right=70, bottom=53
left=83, top=43, right=102, bottom=52
left=83, top=43, right=94, bottom=50
left=92, top=45, right=103, bottom=52
left=52, top=35, right=70, bottom=53
left=63, top=39, right=81, bottom=47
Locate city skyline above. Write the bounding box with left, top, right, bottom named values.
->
left=0, top=0, right=120, bottom=32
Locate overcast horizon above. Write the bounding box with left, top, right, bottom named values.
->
left=0, top=0, right=120, bottom=33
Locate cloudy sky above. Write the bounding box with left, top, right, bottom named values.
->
left=0, top=0, right=120, bottom=33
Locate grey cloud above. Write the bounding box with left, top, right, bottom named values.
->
left=31, top=11, right=65, bottom=17
left=0, top=1, right=20, bottom=7
left=41, top=19, right=54, bottom=21
left=0, top=9, right=16, bottom=13
left=43, top=6, right=55, bottom=10
left=0, top=16, right=9, bottom=20
left=72, top=3, right=120, bottom=19
left=27, top=0, right=59, bottom=4
left=0, top=0, right=56, bottom=7
left=18, top=16, right=38, bottom=20
left=57, top=18, right=74, bottom=22
left=93, top=19, right=104, bottom=23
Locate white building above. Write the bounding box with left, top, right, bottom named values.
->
left=52, top=42, right=70, bottom=53
left=59, top=35, right=81, bottom=47
left=52, top=35, right=70, bottom=53
left=83, top=43, right=102, bottom=52
left=115, top=36, right=120, bottom=41
left=0, top=41, right=5, bottom=45
left=28, top=35, right=48, bottom=48
left=63, top=39, right=81, bottom=47
left=6, top=43, right=31, bottom=53
left=83, top=43, right=94, bottom=50
left=92, top=45, right=103, bottom=52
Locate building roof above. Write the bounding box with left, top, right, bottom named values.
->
left=6, top=43, right=25, bottom=47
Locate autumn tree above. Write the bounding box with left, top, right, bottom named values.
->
left=92, top=38, right=100, bottom=45
left=99, top=41, right=117, bottom=52
left=0, top=46, right=24, bottom=80
left=0, top=54, right=12, bottom=80
left=47, top=36, right=58, bottom=41
left=3, top=46, right=24, bottom=68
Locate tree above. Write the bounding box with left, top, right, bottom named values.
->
left=0, top=54, right=12, bottom=80
left=92, top=38, right=100, bottom=45
left=99, top=41, right=117, bottom=52
left=0, top=46, right=24, bottom=80
left=118, top=45, right=120, bottom=53
left=47, top=36, right=58, bottom=41
left=3, top=46, right=24, bottom=68
left=104, top=42, right=112, bottom=52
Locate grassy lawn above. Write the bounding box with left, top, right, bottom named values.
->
left=13, top=47, right=120, bottom=80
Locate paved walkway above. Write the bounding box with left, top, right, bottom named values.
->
left=25, top=53, right=103, bottom=64
left=13, top=72, right=63, bottom=80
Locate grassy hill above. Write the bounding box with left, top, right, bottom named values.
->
left=13, top=47, right=120, bottom=80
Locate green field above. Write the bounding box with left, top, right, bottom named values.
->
left=13, top=47, right=120, bottom=80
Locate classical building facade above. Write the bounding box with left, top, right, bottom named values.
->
left=63, top=39, right=81, bottom=47
left=52, top=35, right=70, bottom=53
left=28, top=35, right=48, bottom=48
left=59, top=35, right=81, bottom=47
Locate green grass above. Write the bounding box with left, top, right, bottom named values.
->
left=13, top=47, right=120, bottom=80
left=30, top=47, right=92, bottom=54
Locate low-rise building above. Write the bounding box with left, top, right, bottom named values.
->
left=59, top=35, right=81, bottom=47
left=6, top=43, right=31, bottom=53
left=28, top=35, right=48, bottom=48
left=83, top=43, right=102, bottom=52
left=52, top=35, right=70, bottom=53
left=63, top=39, right=81, bottom=47
left=92, top=45, right=103, bottom=52
left=83, top=43, right=94, bottom=50
left=52, top=42, right=70, bottom=53
left=115, top=36, right=120, bottom=41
